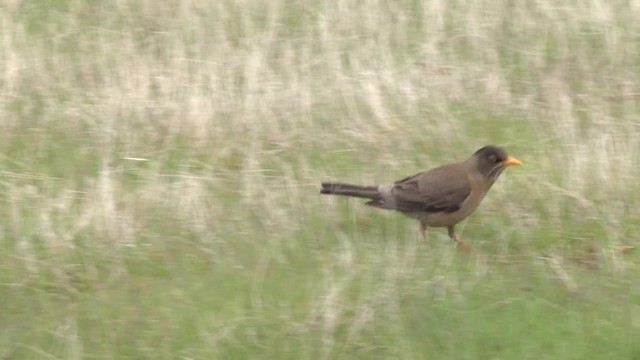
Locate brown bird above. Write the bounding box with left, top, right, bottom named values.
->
left=320, top=145, right=522, bottom=248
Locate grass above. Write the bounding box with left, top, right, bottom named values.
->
left=1, top=0, right=640, bottom=358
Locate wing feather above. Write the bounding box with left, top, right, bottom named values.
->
left=389, top=164, right=470, bottom=213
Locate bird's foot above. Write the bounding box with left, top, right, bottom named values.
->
left=454, top=237, right=471, bottom=251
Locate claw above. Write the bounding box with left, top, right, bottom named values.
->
left=448, top=225, right=471, bottom=251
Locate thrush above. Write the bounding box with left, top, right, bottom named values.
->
left=320, top=145, right=522, bottom=248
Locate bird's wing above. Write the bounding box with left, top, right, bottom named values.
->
left=390, top=164, right=471, bottom=213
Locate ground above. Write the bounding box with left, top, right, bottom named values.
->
left=1, top=1, right=639, bottom=358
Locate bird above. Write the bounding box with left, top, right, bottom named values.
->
left=320, top=145, right=522, bottom=249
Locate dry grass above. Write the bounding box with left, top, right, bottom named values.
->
left=1, top=0, right=639, bottom=358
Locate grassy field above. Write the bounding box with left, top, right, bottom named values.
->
left=1, top=0, right=640, bottom=358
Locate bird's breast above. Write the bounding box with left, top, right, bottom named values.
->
left=412, top=173, right=489, bottom=227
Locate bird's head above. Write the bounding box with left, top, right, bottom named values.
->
left=472, top=145, right=522, bottom=181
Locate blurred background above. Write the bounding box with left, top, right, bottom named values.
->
left=1, top=0, right=639, bottom=358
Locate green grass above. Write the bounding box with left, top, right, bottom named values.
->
left=1, top=0, right=640, bottom=358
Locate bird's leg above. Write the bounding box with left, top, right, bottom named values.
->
left=419, top=222, right=428, bottom=243
left=447, top=226, right=471, bottom=250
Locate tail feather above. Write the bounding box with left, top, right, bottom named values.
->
left=320, top=182, right=380, bottom=199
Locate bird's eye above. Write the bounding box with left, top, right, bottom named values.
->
left=488, top=154, right=497, bottom=163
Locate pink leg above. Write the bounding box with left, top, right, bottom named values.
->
left=447, top=226, right=471, bottom=251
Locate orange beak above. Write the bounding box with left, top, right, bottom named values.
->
left=502, top=156, right=523, bottom=166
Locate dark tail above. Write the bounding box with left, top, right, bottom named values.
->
left=320, top=182, right=380, bottom=199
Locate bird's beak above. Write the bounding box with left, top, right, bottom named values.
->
left=502, top=156, right=523, bottom=166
